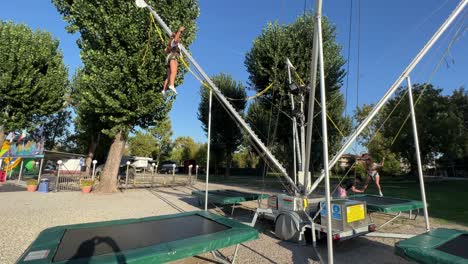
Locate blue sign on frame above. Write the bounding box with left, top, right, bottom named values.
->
left=320, top=202, right=342, bottom=221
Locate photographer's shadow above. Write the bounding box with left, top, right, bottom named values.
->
left=66, top=236, right=127, bottom=264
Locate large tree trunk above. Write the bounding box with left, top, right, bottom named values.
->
left=85, top=134, right=100, bottom=175
left=0, top=129, right=6, bottom=147
left=95, top=131, right=125, bottom=193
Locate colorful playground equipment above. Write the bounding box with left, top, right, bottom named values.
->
left=1, top=130, right=45, bottom=179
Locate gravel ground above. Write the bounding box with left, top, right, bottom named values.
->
left=1, top=182, right=466, bottom=264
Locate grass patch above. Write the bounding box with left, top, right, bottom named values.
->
left=365, top=180, right=468, bottom=226
left=198, top=174, right=468, bottom=226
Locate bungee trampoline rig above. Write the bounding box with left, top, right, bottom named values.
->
left=18, top=0, right=467, bottom=263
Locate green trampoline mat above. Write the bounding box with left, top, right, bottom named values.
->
left=17, top=211, right=258, bottom=264
left=349, top=194, right=424, bottom=213
left=395, top=228, right=468, bottom=264
left=192, top=189, right=269, bottom=205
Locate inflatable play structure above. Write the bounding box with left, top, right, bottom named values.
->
left=1, top=130, right=45, bottom=179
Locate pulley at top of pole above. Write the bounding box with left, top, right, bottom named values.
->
left=135, top=0, right=148, bottom=8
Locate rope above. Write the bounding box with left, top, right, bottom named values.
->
left=225, top=83, right=275, bottom=101
left=390, top=16, right=466, bottom=145
left=141, top=15, right=153, bottom=66
left=364, top=15, right=465, bottom=148
left=356, top=0, right=362, bottom=108
left=293, top=70, right=347, bottom=138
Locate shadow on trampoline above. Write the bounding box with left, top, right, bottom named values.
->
left=65, top=236, right=127, bottom=264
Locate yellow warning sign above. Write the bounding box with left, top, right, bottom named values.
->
left=347, top=204, right=365, bottom=223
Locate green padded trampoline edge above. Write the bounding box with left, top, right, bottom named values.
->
left=350, top=194, right=425, bottom=213
left=192, top=190, right=269, bottom=205
left=395, top=228, right=468, bottom=264
left=17, top=211, right=259, bottom=264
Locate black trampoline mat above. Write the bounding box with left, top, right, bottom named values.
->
left=53, top=214, right=230, bottom=262
left=216, top=190, right=255, bottom=197
left=436, top=234, right=468, bottom=259
left=351, top=195, right=410, bottom=205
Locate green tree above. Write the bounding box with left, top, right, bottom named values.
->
left=128, top=131, right=158, bottom=157
left=439, top=88, right=468, bottom=168
left=53, top=0, right=199, bottom=192
left=198, top=73, right=247, bottom=177
left=232, top=145, right=260, bottom=168
left=244, top=14, right=351, bottom=172
left=149, top=117, right=173, bottom=163
left=354, top=104, right=391, bottom=163
left=194, top=143, right=207, bottom=168
left=0, top=21, right=68, bottom=144
left=170, top=136, right=198, bottom=164
left=41, top=109, right=73, bottom=150
left=381, top=84, right=448, bottom=173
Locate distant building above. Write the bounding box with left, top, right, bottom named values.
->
left=338, top=154, right=357, bottom=170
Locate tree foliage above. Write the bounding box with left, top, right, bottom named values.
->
left=357, top=84, right=467, bottom=175
left=198, top=73, right=247, bottom=176
left=53, top=0, right=199, bottom=192
left=381, top=84, right=449, bottom=170
left=170, top=136, right=198, bottom=164
left=41, top=109, right=73, bottom=150
left=0, top=21, right=68, bottom=143
left=149, top=117, right=173, bottom=163
left=245, top=14, right=351, bottom=171
left=128, top=131, right=158, bottom=158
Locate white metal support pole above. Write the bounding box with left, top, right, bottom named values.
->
left=291, top=96, right=298, bottom=184
left=287, top=60, right=298, bottom=184
left=316, top=0, right=333, bottom=262
left=303, top=0, right=321, bottom=193
left=406, top=76, right=431, bottom=231
left=172, top=164, right=176, bottom=184
left=188, top=165, right=193, bottom=185
left=125, top=161, right=130, bottom=189
left=17, top=159, right=24, bottom=183
left=308, top=0, right=468, bottom=195
left=300, top=95, right=306, bottom=174
left=38, top=158, right=44, bottom=182
left=152, top=163, right=156, bottom=188
left=55, top=160, right=62, bottom=192
left=205, top=90, right=213, bottom=211
left=92, top=160, right=97, bottom=181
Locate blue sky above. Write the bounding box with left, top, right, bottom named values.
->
left=1, top=0, right=466, bottom=144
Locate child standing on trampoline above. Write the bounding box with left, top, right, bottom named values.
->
left=362, top=155, right=384, bottom=197
left=162, top=26, right=185, bottom=95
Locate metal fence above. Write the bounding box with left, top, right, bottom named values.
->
left=50, top=163, right=91, bottom=192
left=119, top=165, right=198, bottom=189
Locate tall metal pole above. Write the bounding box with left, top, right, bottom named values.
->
left=287, top=60, right=298, bottom=184
left=315, top=0, right=334, bottom=262
left=205, top=90, right=213, bottom=211
left=300, top=96, right=307, bottom=174
left=37, top=158, right=44, bottom=182
left=406, top=76, right=431, bottom=231
left=303, top=0, right=321, bottom=193
left=17, top=159, right=24, bottom=183
left=308, top=0, right=468, bottom=195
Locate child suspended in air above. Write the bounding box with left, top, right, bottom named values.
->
left=162, top=26, right=185, bottom=95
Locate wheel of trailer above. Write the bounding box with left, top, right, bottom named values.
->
left=275, top=212, right=302, bottom=242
